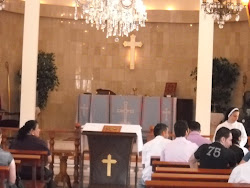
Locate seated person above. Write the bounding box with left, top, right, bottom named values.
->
left=240, top=151, right=250, bottom=164
left=139, top=123, right=171, bottom=187
left=161, top=120, right=198, bottom=162
left=189, top=127, right=236, bottom=169
left=187, top=121, right=211, bottom=146
left=229, top=129, right=244, bottom=164
left=10, top=120, right=53, bottom=187
left=228, top=160, right=250, bottom=183
left=0, top=128, right=16, bottom=187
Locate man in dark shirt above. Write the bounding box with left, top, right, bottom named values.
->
left=189, top=127, right=236, bottom=169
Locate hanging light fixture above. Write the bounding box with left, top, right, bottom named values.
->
left=201, top=0, right=246, bottom=29
left=0, top=0, right=5, bottom=11
left=74, top=0, right=147, bottom=39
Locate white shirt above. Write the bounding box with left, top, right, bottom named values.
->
left=228, top=160, right=250, bottom=183
left=142, top=136, right=172, bottom=182
left=213, top=121, right=247, bottom=147
left=160, top=137, right=198, bottom=162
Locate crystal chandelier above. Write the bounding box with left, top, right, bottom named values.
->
left=0, top=0, right=5, bottom=11
left=74, top=0, right=147, bottom=38
left=201, top=0, right=245, bottom=29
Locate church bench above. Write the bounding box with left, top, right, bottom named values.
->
left=1, top=123, right=82, bottom=187
left=152, top=161, right=190, bottom=172
left=8, top=149, right=48, bottom=188
left=145, top=180, right=250, bottom=188
left=155, top=167, right=232, bottom=175
left=0, top=166, right=9, bottom=187
left=151, top=172, right=229, bottom=182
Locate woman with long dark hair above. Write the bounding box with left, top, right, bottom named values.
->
left=10, top=120, right=53, bottom=187
left=229, top=129, right=244, bottom=164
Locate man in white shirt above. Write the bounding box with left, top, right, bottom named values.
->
left=139, top=123, right=171, bottom=187
left=161, top=120, right=198, bottom=162
left=228, top=160, right=250, bottom=183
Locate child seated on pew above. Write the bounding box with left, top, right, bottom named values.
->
left=139, top=123, right=171, bottom=188
left=0, top=128, right=16, bottom=187
left=229, top=129, right=244, bottom=164
left=10, top=120, right=54, bottom=188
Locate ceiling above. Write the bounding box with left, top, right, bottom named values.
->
left=39, top=0, right=201, bottom=10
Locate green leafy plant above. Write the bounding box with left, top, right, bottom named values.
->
left=18, top=51, right=60, bottom=109
left=190, top=57, right=240, bottom=112
left=37, top=51, right=59, bottom=109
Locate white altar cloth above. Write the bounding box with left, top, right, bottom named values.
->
left=81, top=123, right=143, bottom=153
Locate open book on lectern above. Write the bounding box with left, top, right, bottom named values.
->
left=81, top=123, right=143, bottom=153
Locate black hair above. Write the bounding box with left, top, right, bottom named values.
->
left=154, top=123, right=168, bottom=137
left=215, top=127, right=231, bottom=142
left=188, top=121, right=200, bottom=131
left=16, top=120, right=38, bottom=140
left=174, top=120, right=188, bottom=137
left=231, top=129, right=241, bottom=145
left=224, top=107, right=239, bottom=121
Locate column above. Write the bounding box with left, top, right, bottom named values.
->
left=19, top=0, right=40, bottom=127
left=195, top=0, right=214, bottom=135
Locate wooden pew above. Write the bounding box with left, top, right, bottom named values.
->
left=0, top=166, right=9, bottom=187
left=155, top=167, right=232, bottom=175
left=152, top=160, right=190, bottom=172
left=151, top=173, right=229, bottom=182
left=1, top=123, right=82, bottom=187
left=8, top=149, right=48, bottom=188
left=145, top=180, right=250, bottom=188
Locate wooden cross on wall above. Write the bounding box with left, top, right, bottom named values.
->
left=123, top=34, right=143, bottom=70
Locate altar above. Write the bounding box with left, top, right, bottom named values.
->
left=77, top=94, right=177, bottom=136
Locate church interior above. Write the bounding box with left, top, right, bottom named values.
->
left=0, top=0, right=250, bottom=187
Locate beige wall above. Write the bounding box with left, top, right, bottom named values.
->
left=0, top=5, right=249, bottom=130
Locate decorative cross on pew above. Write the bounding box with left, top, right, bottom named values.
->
left=123, top=34, right=143, bottom=70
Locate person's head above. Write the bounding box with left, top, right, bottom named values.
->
left=215, top=127, right=232, bottom=148
left=17, top=120, right=40, bottom=140
left=225, top=107, right=239, bottom=123
left=154, top=123, right=169, bottom=138
left=231, top=128, right=241, bottom=145
left=188, top=121, right=201, bottom=132
left=174, top=120, right=188, bottom=137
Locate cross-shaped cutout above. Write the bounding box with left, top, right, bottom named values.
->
left=123, top=34, right=143, bottom=70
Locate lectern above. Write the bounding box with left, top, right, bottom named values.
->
left=81, top=123, right=143, bottom=188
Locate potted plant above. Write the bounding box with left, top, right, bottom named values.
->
left=18, top=51, right=60, bottom=110
left=190, top=57, right=240, bottom=112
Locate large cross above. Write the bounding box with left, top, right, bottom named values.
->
left=123, top=34, right=143, bottom=70
left=117, top=101, right=134, bottom=124
left=162, top=108, right=171, bottom=122
left=102, top=154, right=117, bottom=177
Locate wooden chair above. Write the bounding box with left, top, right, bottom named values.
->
left=155, top=167, right=232, bottom=175
left=145, top=180, right=250, bottom=188
left=8, top=149, right=48, bottom=188
left=0, top=166, right=9, bottom=187
left=151, top=173, right=229, bottom=182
